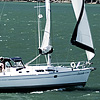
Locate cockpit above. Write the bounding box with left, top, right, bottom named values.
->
left=0, top=57, right=25, bottom=69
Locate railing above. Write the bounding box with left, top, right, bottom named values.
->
left=26, top=61, right=92, bottom=69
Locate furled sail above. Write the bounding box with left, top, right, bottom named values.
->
left=39, top=0, right=53, bottom=55
left=71, top=0, right=95, bottom=61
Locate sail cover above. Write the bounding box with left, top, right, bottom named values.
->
left=39, top=0, right=53, bottom=55
left=71, top=0, right=95, bottom=60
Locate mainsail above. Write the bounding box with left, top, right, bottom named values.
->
left=39, top=0, right=53, bottom=55
left=71, top=0, right=95, bottom=61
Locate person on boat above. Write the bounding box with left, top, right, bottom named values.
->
left=0, top=57, right=4, bottom=72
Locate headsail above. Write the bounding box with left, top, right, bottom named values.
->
left=71, top=0, right=95, bottom=61
left=39, top=0, right=53, bottom=55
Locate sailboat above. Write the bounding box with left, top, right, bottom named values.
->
left=0, top=0, right=95, bottom=92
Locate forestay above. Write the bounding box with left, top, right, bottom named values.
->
left=71, top=0, right=95, bottom=61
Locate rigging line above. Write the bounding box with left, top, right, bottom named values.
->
left=25, top=54, right=41, bottom=66
left=45, top=55, right=48, bottom=63
left=36, top=1, right=39, bottom=65
left=50, top=2, right=53, bottom=48
left=38, top=2, right=41, bottom=64
left=38, top=2, right=42, bottom=48
left=37, top=2, right=40, bottom=48
left=66, top=40, right=71, bottom=62
left=34, top=5, right=45, bottom=8
left=0, top=1, right=6, bottom=22
left=35, top=2, right=40, bottom=65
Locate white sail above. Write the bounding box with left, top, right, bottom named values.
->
left=39, top=0, right=53, bottom=55
left=71, top=0, right=95, bottom=61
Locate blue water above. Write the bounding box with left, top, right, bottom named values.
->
left=0, top=1, right=100, bottom=100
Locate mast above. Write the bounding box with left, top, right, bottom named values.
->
left=37, top=1, right=43, bottom=48
left=38, top=0, right=53, bottom=66
left=71, top=0, right=95, bottom=61
left=46, top=0, right=51, bottom=66
left=25, top=0, right=53, bottom=66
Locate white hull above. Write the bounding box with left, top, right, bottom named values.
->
left=0, top=67, right=91, bottom=92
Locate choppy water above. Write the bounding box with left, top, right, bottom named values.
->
left=0, top=1, right=100, bottom=100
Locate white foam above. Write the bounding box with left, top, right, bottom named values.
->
left=30, top=91, right=43, bottom=94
